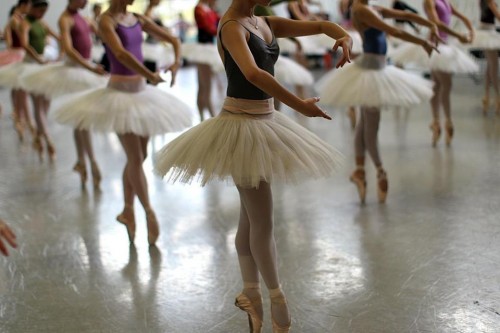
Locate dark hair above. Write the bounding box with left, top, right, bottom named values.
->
left=93, top=4, right=102, bottom=10
left=17, top=0, right=31, bottom=5
left=9, top=6, right=17, bottom=17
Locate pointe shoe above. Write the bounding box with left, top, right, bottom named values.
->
left=270, top=294, right=291, bottom=333
left=73, top=162, right=87, bottom=189
left=482, top=96, right=489, bottom=115
left=445, top=121, right=454, bottom=146
left=429, top=122, right=441, bottom=147
left=350, top=168, right=367, bottom=204
left=235, top=293, right=263, bottom=333
left=32, top=136, right=44, bottom=161
left=146, top=209, right=159, bottom=246
left=377, top=168, right=388, bottom=204
left=116, top=205, right=136, bottom=243
left=90, top=161, right=102, bottom=190
left=14, top=118, right=24, bottom=142
left=46, top=140, right=56, bottom=162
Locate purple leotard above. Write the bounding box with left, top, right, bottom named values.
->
left=435, top=0, right=452, bottom=41
left=104, top=21, right=143, bottom=76
left=70, top=10, right=92, bottom=60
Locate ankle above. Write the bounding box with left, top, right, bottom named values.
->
left=243, top=282, right=262, bottom=300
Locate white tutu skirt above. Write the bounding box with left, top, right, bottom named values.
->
left=389, top=42, right=479, bottom=73
left=181, top=43, right=224, bottom=72
left=20, top=61, right=108, bottom=98
left=469, top=24, right=500, bottom=50
left=315, top=53, right=433, bottom=108
left=52, top=76, right=192, bottom=136
left=154, top=97, right=343, bottom=188
left=275, top=56, right=314, bottom=86
left=0, top=61, right=42, bottom=89
left=142, top=43, right=175, bottom=69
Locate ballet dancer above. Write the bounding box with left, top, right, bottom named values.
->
left=52, top=0, right=192, bottom=246
left=472, top=0, right=500, bottom=115
left=316, top=0, right=440, bottom=204
left=19, top=0, right=61, bottom=161
left=0, top=219, right=17, bottom=257
left=0, top=0, right=35, bottom=142
left=154, top=0, right=352, bottom=331
left=193, top=0, right=219, bottom=121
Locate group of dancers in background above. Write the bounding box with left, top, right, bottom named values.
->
left=1, top=0, right=500, bottom=332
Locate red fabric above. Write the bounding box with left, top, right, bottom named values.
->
left=194, top=4, right=218, bottom=36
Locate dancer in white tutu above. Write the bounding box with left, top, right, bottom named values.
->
left=391, top=0, right=477, bottom=146
left=23, top=0, right=107, bottom=187
left=316, top=0, right=439, bottom=204
left=0, top=0, right=35, bottom=142
left=192, top=0, right=220, bottom=120
left=52, top=0, right=192, bottom=245
left=154, top=0, right=352, bottom=331
left=19, top=0, right=60, bottom=161
left=473, top=0, right=500, bottom=114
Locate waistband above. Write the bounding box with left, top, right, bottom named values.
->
left=356, top=53, right=386, bottom=70
left=107, top=75, right=146, bottom=93
left=222, top=97, right=274, bottom=116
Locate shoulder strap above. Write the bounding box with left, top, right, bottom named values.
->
left=218, top=19, right=250, bottom=51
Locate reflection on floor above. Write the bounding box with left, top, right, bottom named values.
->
left=0, top=67, right=499, bottom=332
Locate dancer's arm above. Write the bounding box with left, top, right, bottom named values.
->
left=19, top=20, right=46, bottom=64
left=268, top=17, right=352, bottom=67
left=4, top=24, right=12, bottom=48
left=136, top=14, right=181, bottom=87
left=355, top=6, right=437, bottom=56
left=450, top=4, right=474, bottom=42
left=59, top=14, right=106, bottom=74
left=486, top=0, right=500, bottom=20
left=99, top=13, right=163, bottom=85
left=219, top=21, right=330, bottom=119
left=423, top=0, right=470, bottom=43
left=376, top=6, right=443, bottom=43
left=0, top=219, right=17, bottom=257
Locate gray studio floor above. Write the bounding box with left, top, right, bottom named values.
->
left=0, top=65, right=499, bottom=333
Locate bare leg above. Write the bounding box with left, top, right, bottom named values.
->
left=236, top=182, right=290, bottom=327
left=117, top=133, right=158, bottom=245
left=436, top=72, right=454, bottom=145
left=485, top=50, right=500, bottom=113
left=80, top=129, right=101, bottom=188
left=351, top=109, right=367, bottom=202
left=362, top=108, right=382, bottom=168
left=73, top=129, right=87, bottom=188
left=197, top=64, right=215, bottom=121
left=430, top=71, right=443, bottom=146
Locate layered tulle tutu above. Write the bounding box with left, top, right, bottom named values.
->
left=315, top=53, right=433, bottom=108
left=0, top=49, right=25, bottom=66
left=181, top=43, right=224, bottom=72
left=154, top=97, right=343, bottom=188
left=20, top=61, right=108, bottom=98
left=275, top=56, right=313, bottom=86
left=0, top=61, right=42, bottom=89
left=142, top=43, right=175, bottom=69
left=52, top=76, right=192, bottom=136
left=389, top=42, right=479, bottom=73
left=469, top=24, right=500, bottom=50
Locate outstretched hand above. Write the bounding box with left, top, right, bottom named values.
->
left=332, top=36, right=352, bottom=68
left=297, top=97, right=332, bottom=120
left=148, top=72, right=165, bottom=86
left=0, top=219, right=17, bottom=257
left=422, top=40, right=439, bottom=57
left=429, top=25, right=446, bottom=46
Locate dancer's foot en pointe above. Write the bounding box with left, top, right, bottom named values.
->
left=90, top=161, right=102, bottom=190
left=46, top=139, right=56, bottom=162
left=235, top=286, right=263, bottom=333
left=270, top=288, right=291, bottom=333
left=445, top=120, right=454, bottom=146
left=73, top=162, right=87, bottom=189
left=350, top=167, right=366, bottom=204
left=145, top=208, right=159, bottom=246
left=482, top=96, right=489, bottom=115
left=32, top=135, right=44, bottom=161
left=377, top=167, right=388, bottom=204
left=429, top=121, right=441, bottom=147
left=117, top=205, right=136, bottom=243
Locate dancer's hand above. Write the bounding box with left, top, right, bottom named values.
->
left=166, top=62, right=181, bottom=87
left=422, top=40, right=439, bottom=57
left=148, top=72, right=165, bottom=86
left=458, top=33, right=472, bottom=44
left=297, top=97, right=331, bottom=120
left=429, top=25, right=446, bottom=46
left=332, top=36, right=352, bottom=68
left=0, top=219, right=17, bottom=257
left=92, top=64, right=107, bottom=75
